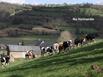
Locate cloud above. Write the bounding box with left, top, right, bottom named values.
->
left=0, top=0, right=103, bottom=5
left=96, top=0, right=103, bottom=5
left=0, top=0, right=25, bottom=4
left=28, top=0, right=74, bottom=5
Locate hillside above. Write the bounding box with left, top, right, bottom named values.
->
left=0, top=2, right=32, bottom=15
left=0, top=40, right=103, bottom=77
left=0, top=3, right=102, bottom=37
left=9, top=4, right=103, bottom=29
left=0, top=2, right=32, bottom=29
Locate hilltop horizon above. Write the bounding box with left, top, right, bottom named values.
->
left=0, top=0, right=103, bottom=5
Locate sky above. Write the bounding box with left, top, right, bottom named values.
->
left=0, top=0, right=103, bottom=5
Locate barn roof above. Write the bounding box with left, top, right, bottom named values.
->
left=8, top=45, right=41, bottom=53
left=0, top=44, right=7, bottom=49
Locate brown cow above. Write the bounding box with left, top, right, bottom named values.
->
left=25, top=50, right=35, bottom=59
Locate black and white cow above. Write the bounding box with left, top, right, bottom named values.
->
left=85, top=33, right=98, bottom=41
left=0, top=55, right=10, bottom=66
left=63, top=40, right=73, bottom=51
left=74, top=38, right=86, bottom=46
left=41, top=46, right=53, bottom=56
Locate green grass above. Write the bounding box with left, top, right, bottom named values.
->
left=0, top=40, right=103, bottom=77
left=80, top=8, right=103, bottom=16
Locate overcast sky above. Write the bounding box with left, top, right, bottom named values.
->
left=0, top=0, right=102, bottom=5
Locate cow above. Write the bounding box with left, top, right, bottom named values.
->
left=63, top=40, right=73, bottom=51
left=25, top=50, right=35, bottom=59
left=58, top=42, right=64, bottom=53
left=69, top=40, right=74, bottom=48
left=58, top=40, right=73, bottom=53
left=53, top=42, right=59, bottom=53
left=41, top=47, right=46, bottom=56
left=63, top=41, right=69, bottom=51
left=41, top=46, right=53, bottom=56
left=5, top=55, right=10, bottom=65
left=74, top=38, right=86, bottom=47
left=0, top=55, right=10, bottom=67
left=45, top=46, right=53, bottom=54
left=85, top=33, right=98, bottom=42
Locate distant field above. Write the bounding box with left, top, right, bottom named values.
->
left=0, top=26, right=98, bottom=45
left=0, top=35, right=59, bottom=45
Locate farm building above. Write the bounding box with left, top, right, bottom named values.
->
left=8, top=45, right=41, bottom=59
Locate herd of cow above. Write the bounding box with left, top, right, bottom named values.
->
left=40, top=33, right=98, bottom=56
left=0, top=33, right=98, bottom=67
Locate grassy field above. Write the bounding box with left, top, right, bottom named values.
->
left=0, top=40, right=103, bottom=77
